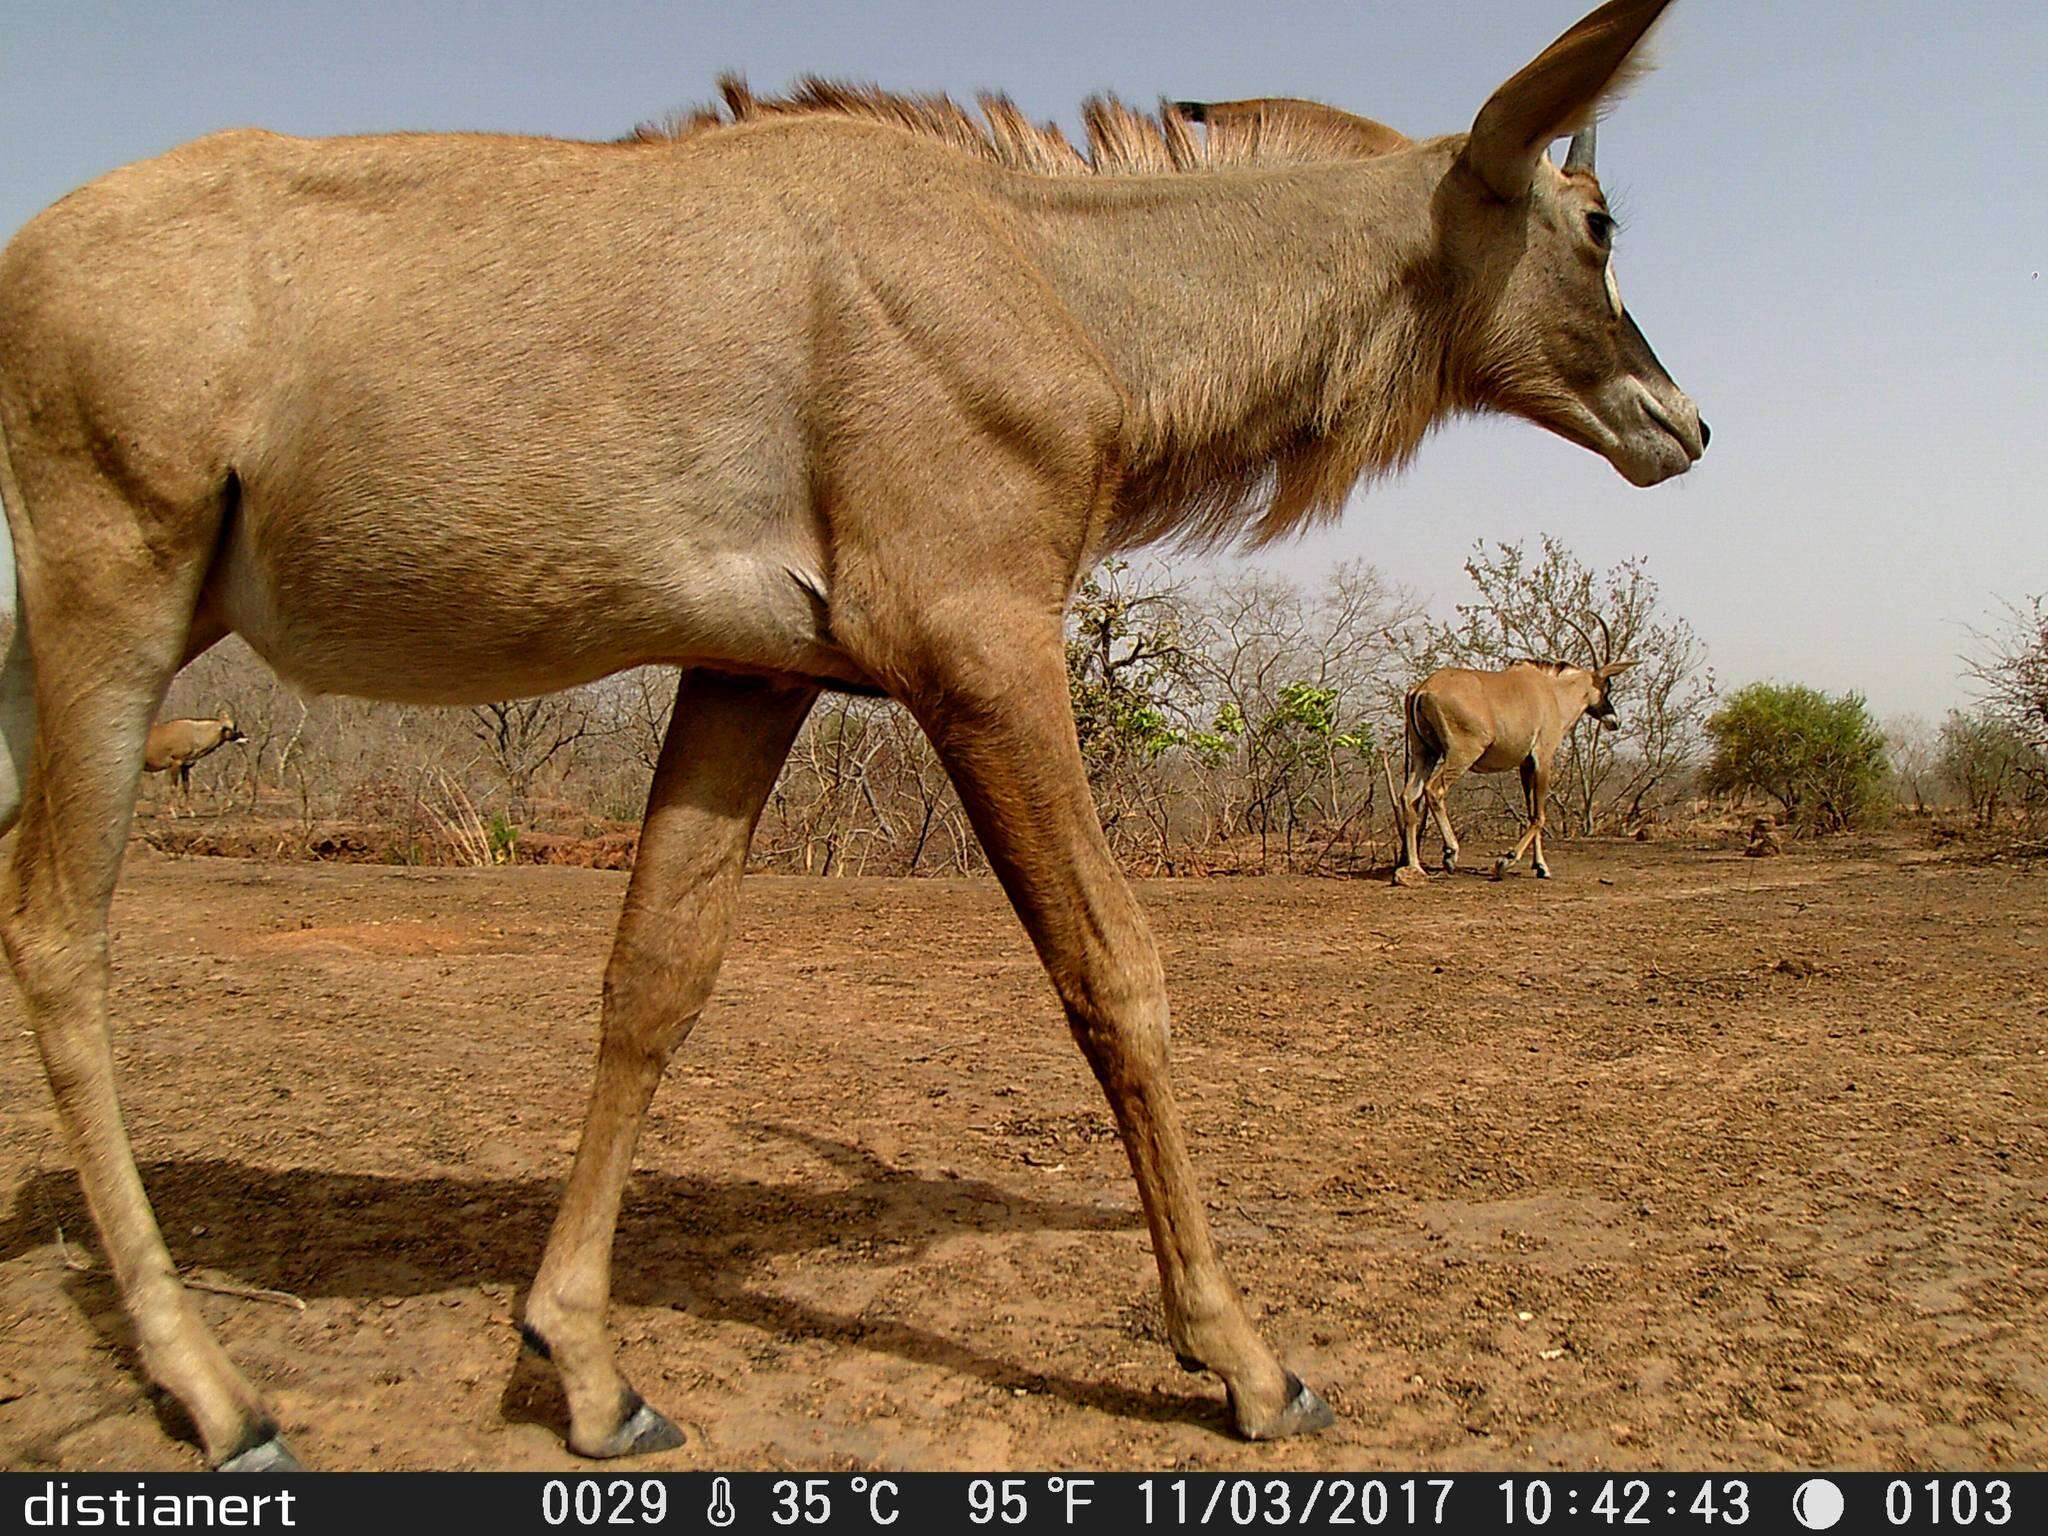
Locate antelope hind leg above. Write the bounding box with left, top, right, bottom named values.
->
left=1428, top=768, right=1469, bottom=873
left=0, top=470, right=295, bottom=1468
left=522, top=670, right=815, bottom=1459
left=1395, top=758, right=1429, bottom=876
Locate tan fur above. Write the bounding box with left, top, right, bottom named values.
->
left=142, top=715, right=241, bottom=775
left=141, top=713, right=244, bottom=807
left=0, top=1, right=1700, bottom=1466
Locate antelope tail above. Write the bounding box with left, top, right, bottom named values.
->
left=1402, top=689, right=1416, bottom=795
left=1389, top=688, right=1430, bottom=848
left=1401, top=688, right=1434, bottom=804
left=0, top=405, right=36, bottom=837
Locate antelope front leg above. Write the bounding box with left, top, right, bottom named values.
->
left=908, top=618, right=1331, bottom=1440
left=523, top=670, right=814, bottom=1458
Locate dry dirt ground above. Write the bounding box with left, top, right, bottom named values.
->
left=1, top=836, right=2043, bottom=1472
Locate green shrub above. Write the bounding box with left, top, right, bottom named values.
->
left=486, top=812, right=520, bottom=863
left=1703, top=683, right=1890, bottom=832
left=1938, top=710, right=2043, bottom=828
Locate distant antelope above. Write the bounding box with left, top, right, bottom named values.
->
left=1398, top=615, right=1639, bottom=881
left=143, top=713, right=247, bottom=808
left=0, top=0, right=1702, bottom=1468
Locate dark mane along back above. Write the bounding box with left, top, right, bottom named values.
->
left=627, top=76, right=1411, bottom=177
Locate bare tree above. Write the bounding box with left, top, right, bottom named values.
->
left=601, top=667, right=680, bottom=773
left=1065, top=560, right=1203, bottom=869
left=1193, top=563, right=1419, bottom=870
left=1966, top=597, right=2048, bottom=744
left=766, top=695, right=898, bottom=875
left=470, top=694, right=604, bottom=816
left=1954, top=596, right=2048, bottom=834
left=1884, top=713, right=1941, bottom=814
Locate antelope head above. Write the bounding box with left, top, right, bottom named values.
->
left=1565, top=613, right=1640, bottom=729
left=1440, top=0, right=1707, bottom=486
left=217, top=711, right=247, bottom=746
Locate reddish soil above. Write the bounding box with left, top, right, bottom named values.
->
left=0, top=838, right=2042, bottom=1471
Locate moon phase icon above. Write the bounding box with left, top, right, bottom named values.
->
left=1792, top=1479, right=1846, bottom=1531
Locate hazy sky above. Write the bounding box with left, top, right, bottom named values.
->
left=3, top=1, right=2043, bottom=720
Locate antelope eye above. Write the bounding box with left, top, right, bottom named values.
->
left=1585, top=211, right=1615, bottom=247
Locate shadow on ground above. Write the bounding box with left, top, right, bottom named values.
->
left=2, top=1126, right=1226, bottom=1440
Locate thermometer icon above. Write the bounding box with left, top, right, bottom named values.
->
left=707, top=1476, right=736, bottom=1528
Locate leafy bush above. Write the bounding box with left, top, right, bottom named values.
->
left=1938, top=710, right=2043, bottom=829
left=1703, top=683, right=1890, bottom=832
left=486, top=812, right=521, bottom=863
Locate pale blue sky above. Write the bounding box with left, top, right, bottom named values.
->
left=3, top=1, right=2043, bottom=717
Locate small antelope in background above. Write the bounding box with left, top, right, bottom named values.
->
left=143, top=713, right=247, bottom=810
left=1398, top=615, right=1638, bottom=880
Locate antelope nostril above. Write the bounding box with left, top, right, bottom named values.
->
left=1698, top=419, right=1711, bottom=450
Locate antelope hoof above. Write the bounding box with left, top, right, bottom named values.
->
left=1534, top=863, right=1551, bottom=880
left=1441, top=851, right=1458, bottom=874
left=1491, top=858, right=1510, bottom=881
left=582, top=1398, right=686, bottom=1460
left=218, top=1435, right=303, bottom=1473
left=1391, top=864, right=1428, bottom=889
left=1232, top=1372, right=1336, bottom=1440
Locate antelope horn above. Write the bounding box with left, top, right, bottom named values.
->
left=1563, top=614, right=1602, bottom=667
left=1594, top=611, right=1615, bottom=664
left=1564, top=123, right=1596, bottom=174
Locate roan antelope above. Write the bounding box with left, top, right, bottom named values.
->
left=0, top=0, right=1703, bottom=1468
left=1397, top=614, right=1639, bottom=881
left=143, top=713, right=247, bottom=808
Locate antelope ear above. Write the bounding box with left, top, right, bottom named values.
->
left=1461, top=0, right=1673, bottom=200
left=1599, top=658, right=1643, bottom=679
